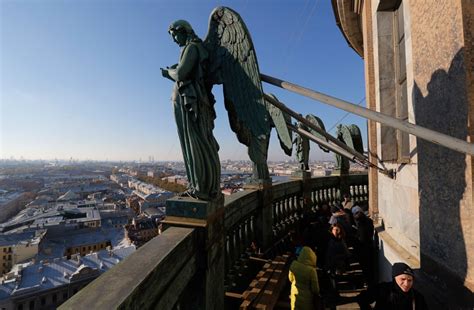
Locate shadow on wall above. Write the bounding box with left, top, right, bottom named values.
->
left=414, top=47, right=474, bottom=305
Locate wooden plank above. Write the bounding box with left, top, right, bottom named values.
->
left=240, top=255, right=293, bottom=310
left=252, top=255, right=291, bottom=310
left=226, top=292, right=243, bottom=299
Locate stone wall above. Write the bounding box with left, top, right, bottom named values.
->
left=370, top=0, right=420, bottom=260
left=409, top=0, right=474, bottom=293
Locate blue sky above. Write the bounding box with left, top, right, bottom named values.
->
left=1, top=0, right=365, bottom=162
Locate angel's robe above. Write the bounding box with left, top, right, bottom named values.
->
left=168, top=38, right=220, bottom=200
left=294, top=122, right=310, bottom=171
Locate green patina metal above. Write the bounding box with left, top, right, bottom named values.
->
left=266, top=93, right=293, bottom=156
left=293, top=120, right=310, bottom=171
left=162, top=8, right=296, bottom=199
left=306, top=114, right=330, bottom=153
left=166, top=196, right=217, bottom=220
left=335, top=124, right=364, bottom=173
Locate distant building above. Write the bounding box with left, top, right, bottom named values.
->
left=57, top=190, right=80, bottom=202
left=0, top=203, right=101, bottom=234
left=125, top=217, right=159, bottom=247
left=0, top=231, right=45, bottom=275
left=39, top=227, right=128, bottom=261
left=310, top=168, right=331, bottom=177
left=125, top=196, right=140, bottom=215
left=0, top=245, right=135, bottom=310
left=99, top=209, right=133, bottom=229
left=109, top=174, right=130, bottom=187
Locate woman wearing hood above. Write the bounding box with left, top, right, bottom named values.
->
left=357, top=262, right=428, bottom=309
left=288, top=246, right=321, bottom=310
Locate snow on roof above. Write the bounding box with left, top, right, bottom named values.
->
left=0, top=245, right=136, bottom=300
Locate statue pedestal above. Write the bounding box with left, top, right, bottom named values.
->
left=163, top=195, right=224, bottom=310
left=164, top=195, right=223, bottom=226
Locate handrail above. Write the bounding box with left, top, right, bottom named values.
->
left=224, top=190, right=259, bottom=230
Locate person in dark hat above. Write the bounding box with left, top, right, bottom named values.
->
left=357, top=262, right=428, bottom=309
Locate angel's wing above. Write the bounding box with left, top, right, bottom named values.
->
left=266, top=94, right=292, bottom=156
left=306, top=114, right=330, bottom=153
left=204, top=7, right=270, bottom=146
left=337, top=124, right=355, bottom=150
left=348, top=124, right=364, bottom=154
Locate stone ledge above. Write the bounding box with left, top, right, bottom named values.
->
left=59, top=227, right=196, bottom=310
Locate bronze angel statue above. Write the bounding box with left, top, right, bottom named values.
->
left=335, top=124, right=364, bottom=174
left=161, top=7, right=291, bottom=200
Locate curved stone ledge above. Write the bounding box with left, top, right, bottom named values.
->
left=59, top=227, right=196, bottom=310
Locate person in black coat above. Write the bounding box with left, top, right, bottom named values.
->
left=352, top=206, right=375, bottom=286
left=357, top=262, right=428, bottom=310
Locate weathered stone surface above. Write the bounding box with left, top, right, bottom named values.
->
left=166, top=196, right=221, bottom=220
left=164, top=195, right=225, bottom=310
left=409, top=0, right=474, bottom=296
left=59, top=227, right=196, bottom=310
left=224, top=190, right=259, bottom=230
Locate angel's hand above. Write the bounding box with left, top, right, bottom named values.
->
left=161, top=68, right=172, bottom=80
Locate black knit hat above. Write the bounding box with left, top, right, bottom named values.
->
left=392, top=262, right=414, bottom=278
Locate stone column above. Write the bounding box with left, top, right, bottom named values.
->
left=163, top=195, right=225, bottom=310
left=244, top=180, right=273, bottom=251
left=291, top=171, right=312, bottom=211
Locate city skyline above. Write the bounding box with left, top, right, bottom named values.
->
left=1, top=0, right=366, bottom=162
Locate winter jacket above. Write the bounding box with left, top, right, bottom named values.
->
left=357, top=281, right=428, bottom=310
left=289, top=247, right=320, bottom=310
left=355, top=214, right=374, bottom=246
left=325, top=235, right=350, bottom=272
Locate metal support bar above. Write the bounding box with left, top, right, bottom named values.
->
left=287, top=123, right=391, bottom=176
left=287, top=123, right=356, bottom=161
left=264, top=94, right=366, bottom=162
left=261, top=73, right=474, bottom=157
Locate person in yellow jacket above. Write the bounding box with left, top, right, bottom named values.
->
left=288, top=246, right=321, bottom=310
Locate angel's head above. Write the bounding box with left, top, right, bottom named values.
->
left=168, top=20, right=196, bottom=47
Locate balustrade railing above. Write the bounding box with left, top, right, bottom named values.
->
left=61, top=174, right=368, bottom=309
left=223, top=190, right=259, bottom=290
left=272, top=180, right=303, bottom=240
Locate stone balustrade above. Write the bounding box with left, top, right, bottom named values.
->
left=60, top=174, right=368, bottom=309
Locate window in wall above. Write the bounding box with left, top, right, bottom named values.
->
left=52, top=293, right=57, bottom=303
left=377, top=0, right=410, bottom=162
left=28, top=300, right=34, bottom=310
left=394, top=1, right=410, bottom=161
